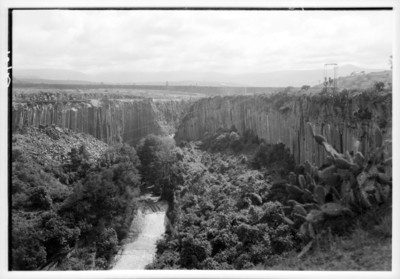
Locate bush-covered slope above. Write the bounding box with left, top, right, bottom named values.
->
left=11, top=127, right=142, bottom=270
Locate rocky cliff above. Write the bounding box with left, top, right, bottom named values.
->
left=12, top=97, right=190, bottom=146
left=175, top=92, right=392, bottom=165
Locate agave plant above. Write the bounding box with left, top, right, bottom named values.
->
left=269, top=122, right=392, bottom=256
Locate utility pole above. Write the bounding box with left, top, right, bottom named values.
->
left=323, top=63, right=338, bottom=93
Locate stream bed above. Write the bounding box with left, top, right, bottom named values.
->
left=111, top=202, right=167, bottom=270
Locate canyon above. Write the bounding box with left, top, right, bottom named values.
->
left=10, top=87, right=393, bottom=271
left=12, top=95, right=191, bottom=146
left=12, top=90, right=392, bottom=165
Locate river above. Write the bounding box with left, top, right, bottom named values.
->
left=111, top=202, right=167, bottom=270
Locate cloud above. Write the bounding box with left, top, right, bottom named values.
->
left=12, top=9, right=393, bottom=74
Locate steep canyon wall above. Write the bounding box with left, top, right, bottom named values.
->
left=12, top=98, right=190, bottom=145
left=175, top=93, right=392, bottom=165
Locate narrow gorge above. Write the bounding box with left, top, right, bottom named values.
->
left=12, top=95, right=190, bottom=145
left=13, top=91, right=392, bottom=165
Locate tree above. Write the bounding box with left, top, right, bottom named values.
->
left=64, top=144, right=92, bottom=181
left=374, top=81, right=385, bottom=91
left=137, top=134, right=177, bottom=196
left=100, top=143, right=140, bottom=168
left=283, top=86, right=294, bottom=94
left=251, top=143, right=295, bottom=175
left=59, top=143, right=142, bottom=261
left=12, top=214, right=47, bottom=270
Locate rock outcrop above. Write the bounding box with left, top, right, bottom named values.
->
left=12, top=126, right=110, bottom=167
left=12, top=98, right=190, bottom=146
left=175, top=92, right=392, bottom=165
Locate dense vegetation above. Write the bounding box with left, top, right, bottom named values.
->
left=11, top=93, right=392, bottom=270
left=147, top=127, right=392, bottom=270
left=198, top=126, right=295, bottom=178
left=137, top=135, right=182, bottom=201
left=147, top=131, right=302, bottom=269
left=11, top=129, right=142, bottom=270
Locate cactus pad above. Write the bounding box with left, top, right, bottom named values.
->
left=279, top=214, right=295, bottom=225
left=298, top=175, right=307, bottom=189
left=306, top=209, right=324, bottom=223
left=294, top=204, right=308, bottom=216
left=334, top=157, right=354, bottom=170
left=320, top=202, right=351, bottom=217
left=314, top=185, right=325, bottom=204
left=289, top=172, right=297, bottom=185
left=286, top=184, right=304, bottom=196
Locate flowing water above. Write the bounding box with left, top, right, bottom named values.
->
left=112, top=204, right=167, bottom=270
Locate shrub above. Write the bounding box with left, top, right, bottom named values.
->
left=12, top=215, right=47, bottom=270
left=28, top=186, right=52, bottom=210
left=180, top=235, right=212, bottom=268
left=147, top=250, right=181, bottom=269
left=251, top=143, right=295, bottom=175
left=374, top=81, right=385, bottom=91
left=137, top=134, right=177, bottom=197
left=95, top=228, right=119, bottom=261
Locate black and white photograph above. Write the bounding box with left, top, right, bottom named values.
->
left=1, top=0, right=399, bottom=278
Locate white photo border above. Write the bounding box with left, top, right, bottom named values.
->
left=1, top=1, right=399, bottom=279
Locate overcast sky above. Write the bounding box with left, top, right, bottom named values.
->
left=13, top=9, right=393, bottom=75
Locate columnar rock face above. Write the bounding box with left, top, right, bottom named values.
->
left=175, top=93, right=392, bottom=165
left=12, top=98, right=190, bottom=146
left=154, top=101, right=190, bottom=135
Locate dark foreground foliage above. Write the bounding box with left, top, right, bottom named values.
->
left=11, top=137, right=142, bottom=270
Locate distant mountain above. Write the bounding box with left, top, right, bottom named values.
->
left=13, top=78, right=98, bottom=85
left=91, top=71, right=247, bottom=86
left=134, top=80, right=247, bottom=87
left=13, top=65, right=386, bottom=87
left=14, top=69, right=95, bottom=82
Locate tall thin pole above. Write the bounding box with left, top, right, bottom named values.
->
left=324, top=63, right=338, bottom=93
